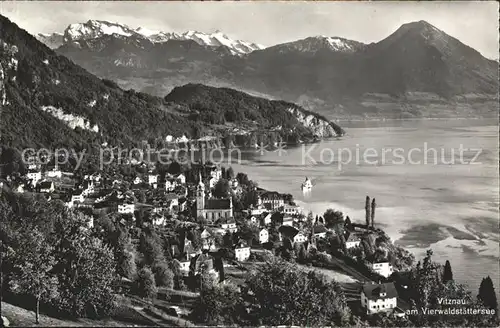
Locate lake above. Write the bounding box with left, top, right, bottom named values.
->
left=217, top=118, right=499, bottom=294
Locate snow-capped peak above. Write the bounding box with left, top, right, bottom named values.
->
left=64, top=20, right=136, bottom=43
left=134, top=27, right=160, bottom=37
left=271, top=36, right=365, bottom=54
left=56, top=20, right=264, bottom=55
left=35, top=32, right=64, bottom=49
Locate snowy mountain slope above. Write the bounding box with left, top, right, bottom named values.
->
left=35, top=32, right=64, bottom=49
left=267, top=35, right=366, bottom=54
left=55, top=20, right=263, bottom=55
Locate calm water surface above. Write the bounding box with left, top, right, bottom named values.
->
left=218, top=119, right=499, bottom=294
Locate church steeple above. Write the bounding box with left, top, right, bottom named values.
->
left=196, top=172, right=205, bottom=212
left=198, top=172, right=204, bottom=190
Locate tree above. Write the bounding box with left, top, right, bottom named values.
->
left=153, top=261, right=174, bottom=288
left=478, top=276, right=498, bottom=311
left=8, top=227, right=59, bottom=324
left=236, top=172, right=249, bottom=186
left=196, top=215, right=207, bottom=226
left=223, top=231, right=234, bottom=248
left=139, top=232, right=165, bottom=266
left=137, top=190, right=146, bottom=203
left=226, top=167, right=235, bottom=180
left=213, top=179, right=230, bottom=198
left=118, top=250, right=137, bottom=280
left=187, top=229, right=202, bottom=250
left=297, top=244, right=308, bottom=263
left=442, top=260, right=453, bottom=283
left=133, top=267, right=157, bottom=299
left=54, top=236, right=117, bottom=318
left=365, top=196, right=371, bottom=227
left=345, top=216, right=352, bottom=232
left=50, top=212, right=117, bottom=318
left=190, top=281, right=242, bottom=325
left=237, top=222, right=258, bottom=246
left=323, top=209, right=344, bottom=230
left=370, top=198, right=376, bottom=228
left=167, top=160, right=182, bottom=175
left=243, top=257, right=351, bottom=326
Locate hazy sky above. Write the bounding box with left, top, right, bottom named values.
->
left=1, top=1, right=498, bottom=59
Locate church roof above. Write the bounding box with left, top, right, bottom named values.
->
left=205, top=199, right=231, bottom=210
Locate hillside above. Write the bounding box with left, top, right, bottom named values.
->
left=0, top=15, right=204, bottom=150
left=52, top=20, right=498, bottom=119
left=164, top=83, right=344, bottom=138
left=0, top=15, right=341, bottom=151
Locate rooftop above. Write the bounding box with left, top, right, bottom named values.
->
left=362, top=282, right=398, bottom=300
left=313, top=225, right=328, bottom=234
left=205, top=198, right=231, bottom=210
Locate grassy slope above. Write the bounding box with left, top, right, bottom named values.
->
left=1, top=301, right=149, bottom=327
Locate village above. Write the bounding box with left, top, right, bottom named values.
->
left=0, top=151, right=418, bottom=325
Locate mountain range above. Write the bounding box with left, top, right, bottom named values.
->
left=42, top=19, right=498, bottom=120
left=1, top=15, right=342, bottom=151
left=37, top=20, right=263, bottom=55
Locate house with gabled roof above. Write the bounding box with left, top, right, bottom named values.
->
left=38, top=181, right=55, bottom=193
left=346, top=233, right=361, bottom=249
left=235, top=243, right=251, bottom=262
left=259, top=228, right=269, bottom=244
left=313, top=224, right=328, bottom=239
left=361, top=282, right=399, bottom=315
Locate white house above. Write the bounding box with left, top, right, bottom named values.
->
left=165, top=193, right=179, bottom=211
left=81, top=181, right=95, bottom=197
left=46, top=168, right=62, bottom=178
left=38, top=181, right=55, bottom=193
left=263, top=213, right=272, bottom=226
left=210, top=166, right=222, bottom=181
left=250, top=204, right=267, bottom=216
left=84, top=172, right=102, bottom=183
left=282, top=216, right=294, bottom=227
left=118, top=203, right=135, bottom=214
left=259, top=228, right=269, bottom=244
left=346, top=234, right=361, bottom=249
left=152, top=214, right=165, bottom=226
left=235, top=245, right=251, bottom=261
left=220, top=220, right=238, bottom=233
left=71, top=191, right=84, bottom=205
left=361, top=282, right=398, bottom=315
left=370, top=261, right=394, bottom=278
left=176, top=259, right=191, bottom=277
left=209, top=176, right=218, bottom=189
left=201, top=229, right=216, bottom=251
left=176, top=173, right=186, bottom=185
left=282, top=204, right=301, bottom=216
left=87, top=216, right=94, bottom=229
left=293, top=232, right=307, bottom=244
left=260, top=191, right=285, bottom=211
left=248, top=216, right=259, bottom=226
left=148, top=174, right=158, bottom=187
left=313, top=225, right=328, bottom=239
left=27, top=171, right=42, bottom=186
left=165, top=179, right=177, bottom=191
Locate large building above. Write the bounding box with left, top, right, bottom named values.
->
left=196, top=173, right=233, bottom=223
left=361, top=282, right=398, bottom=315
left=370, top=261, right=394, bottom=278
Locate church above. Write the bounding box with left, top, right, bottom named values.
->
left=196, top=173, right=233, bottom=223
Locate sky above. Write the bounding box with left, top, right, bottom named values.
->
left=0, top=1, right=498, bottom=59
